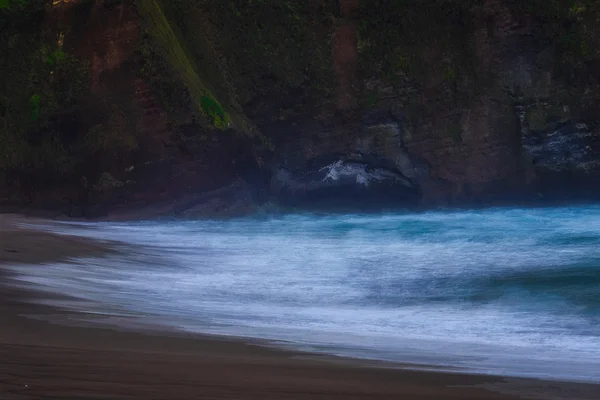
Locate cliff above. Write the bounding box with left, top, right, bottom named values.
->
left=1, top=0, right=600, bottom=217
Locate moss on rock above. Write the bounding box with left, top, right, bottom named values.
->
left=135, top=0, right=235, bottom=131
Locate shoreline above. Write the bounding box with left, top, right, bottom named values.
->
left=4, top=196, right=600, bottom=224
left=2, top=215, right=600, bottom=399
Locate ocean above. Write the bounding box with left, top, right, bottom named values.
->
left=7, top=205, right=600, bottom=382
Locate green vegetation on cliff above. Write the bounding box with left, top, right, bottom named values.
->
left=0, top=1, right=90, bottom=188
left=2, top=0, right=600, bottom=208
left=0, top=0, right=36, bottom=10
left=136, top=0, right=336, bottom=129
left=356, top=0, right=480, bottom=109
left=0, top=0, right=146, bottom=202
left=136, top=0, right=235, bottom=131
left=516, top=0, right=600, bottom=84
left=200, top=0, right=337, bottom=104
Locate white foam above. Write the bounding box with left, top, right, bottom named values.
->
left=8, top=205, right=600, bottom=382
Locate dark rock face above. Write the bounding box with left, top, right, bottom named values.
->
left=524, top=122, right=600, bottom=172
left=271, top=157, right=420, bottom=210
left=523, top=121, right=600, bottom=199
left=93, top=180, right=256, bottom=220
left=4, top=0, right=600, bottom=217
left=263, top=108, right=426, bottom=210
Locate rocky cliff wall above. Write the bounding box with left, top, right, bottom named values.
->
left=2, top=0, right=600, bottom=216
left=1, top=0, right=264, bottom=217
left=262, top=0, right=600, bottom=209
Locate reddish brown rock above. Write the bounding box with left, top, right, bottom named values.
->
left=4, top=0, right=600, bottom=216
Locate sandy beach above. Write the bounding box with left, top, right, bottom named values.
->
left=1, top=215, right=599, bottom=399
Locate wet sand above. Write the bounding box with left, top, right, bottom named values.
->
left=1, top=215, right=599, bottom=399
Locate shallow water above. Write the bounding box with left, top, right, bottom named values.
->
left=8, top=206, right=600, bottom=382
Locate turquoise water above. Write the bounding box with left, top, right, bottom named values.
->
left=8, top=205, right=600, bottom=382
